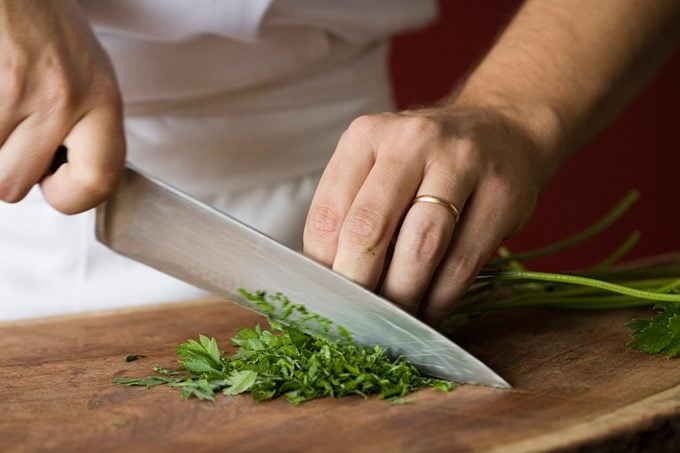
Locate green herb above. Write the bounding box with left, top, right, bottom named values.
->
left=627, top=303, right=680, bottom=357
left=442, top=190, right=680, bottom=358
left=115, top=291, right=452, bottom=404
left=112, top=419, right=127, bottom=427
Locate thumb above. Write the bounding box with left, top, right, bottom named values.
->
left=40, top=106, right=126, bottom=214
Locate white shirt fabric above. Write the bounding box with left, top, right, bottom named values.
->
left=0, top=0, right=437, bottom=320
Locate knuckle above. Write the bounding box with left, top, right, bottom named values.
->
left=402, top=116, right=439, bottom=139
left=444, top=253, right=484, bottom=287
left=40, top=71, right=77, bottom=113
left=91, top=74, right=122, bottom=110
left=348, top=114, right=376, bottom=130
left=342, top=205, right=389, bottom=246
left=0, top=72, right=25, bottom=108
left=483, top=157, right=513, bottom=181
left=0, top=53, right=29, bottom=107
left=453, top=137, right=477, bottom=156
left=39, top=69, right=122, bottom=115
left=485, top=176, right=514, bottom=200
left=0, top=53, right=28, bottom=73
left=344, top=115, right=380, bottom=139
left=400, top=220, right=448, bottom=265
left=305, top=205, right=343, bottom=240
left=451, top=138, right=482, bottom=168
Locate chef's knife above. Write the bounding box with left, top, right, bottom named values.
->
left=95, top=164, right=510, bottom=388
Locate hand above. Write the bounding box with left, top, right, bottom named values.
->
left=0, top=0, right=125, bottom=213
left=304, top=106, right=560, bottom=325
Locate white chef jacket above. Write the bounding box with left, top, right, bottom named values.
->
left=0, top=0, right=438, bottom=320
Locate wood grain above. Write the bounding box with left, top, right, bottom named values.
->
left=1, top=299, right=680, bottom=452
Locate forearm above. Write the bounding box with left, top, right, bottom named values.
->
left=447, top=0, right=680, bottom=174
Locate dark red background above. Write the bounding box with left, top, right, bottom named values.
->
left=389, top=0, right=680, bottom=271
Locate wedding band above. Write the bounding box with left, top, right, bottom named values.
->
left=412, top=195, right=461, bottom=223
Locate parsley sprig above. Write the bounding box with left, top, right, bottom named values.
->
left=114, top=291, right=452, bottom=404
left=442, top=190, right=680, bottom=358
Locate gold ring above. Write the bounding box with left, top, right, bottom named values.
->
left=412, top=195, right=461, bottom=223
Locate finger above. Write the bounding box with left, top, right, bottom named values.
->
left=303, top=117, right=378, bottom=267
left=0, top=75, right=28, bottom=147
left=380, top=158, right=476, bottom=315
left=421, top=185, right=519, bottom=325
left=0, top=111, right=27, bottom=150
left=41, top=106, right=125, bottom=214
left=0, top=114, right=69, bottom=203
left=331, top=147, right=424, bottom=289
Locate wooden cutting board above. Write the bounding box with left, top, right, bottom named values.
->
left=2, top=298, right=680, bottom=452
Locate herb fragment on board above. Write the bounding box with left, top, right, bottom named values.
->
left=125, top=354, right=145, bottom=362
left=114, top=291, right=453, bottom=405
left=627, top=303, right=680, bottom=357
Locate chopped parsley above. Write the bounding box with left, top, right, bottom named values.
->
left=114, top=291, right=453, bottom=405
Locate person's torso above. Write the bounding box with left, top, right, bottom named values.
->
left=77, top=0, right=438, bottom=110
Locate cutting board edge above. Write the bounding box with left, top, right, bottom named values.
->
left=487, top=382, right=680, bottom=453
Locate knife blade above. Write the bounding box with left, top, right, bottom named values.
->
left=95, top=164, right=510, bottom=388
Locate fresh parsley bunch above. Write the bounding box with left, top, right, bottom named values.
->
left=442, top=190, right=680, bottom=357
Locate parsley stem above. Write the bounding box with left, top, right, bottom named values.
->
left=584, top=264, right=680, bottom=282
left=496, top=246, right=527, bottom=271
left=487, top=190, right=639, bottom=266
left=453, top=275, right=680, bottom=316
left=491, top=270, right=680, bottom=302
left=509, top=277, right=680, bottom=297
left=454, top=289, right=661, bottom=314
left=657, top=278, right=680, bottom=294
left=587, top=230, right=641, bottom=272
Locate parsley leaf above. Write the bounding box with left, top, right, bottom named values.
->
left=627, top=303, right=680, bottom=357
left=223, top=370, right=258, bottom=396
